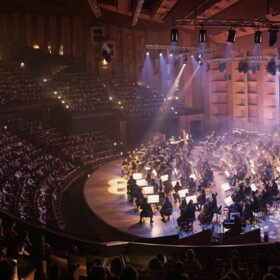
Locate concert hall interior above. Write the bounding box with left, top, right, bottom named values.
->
left=1, top=0, right=280, bottom=280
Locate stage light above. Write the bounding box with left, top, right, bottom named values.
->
left=159, top=51, right=163, bottom=56
left=227, top=29, right=236, bottom=43
left=171, top=27, right=178, bottom=42
left=269, top=29, right=278, bottom=47
left=146, top=51, right=149, bottom=55
left=254, top=30, right=262, bottom=44
left=266, top=60, right=276, bottom=76
left=199, top=28, right=207, bottom=43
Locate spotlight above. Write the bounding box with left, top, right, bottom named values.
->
left=171, top=27, right=178, bottom=42
left=269, top=29, right=278, bottom=47
left=159, top=51, right=162, bottom=56
left=199, top=29, right=207, bottom=43
left=227, top=29, right=236, bottom=43
left=254, top=30, right=262, bottom=44
left=146, top=51, right=149, bottom=55
left=266, top=60, right=276, bottom=75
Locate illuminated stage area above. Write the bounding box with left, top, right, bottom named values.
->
left=83, top=156, right=280, bottom=242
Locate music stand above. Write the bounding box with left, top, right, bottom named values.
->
left=143, top=186, right=154, bottom=195
left=133, top=173, right=142, bottom=180
left=250, top=184, right=257, bottom=192
left=172, top=180, right=181, bottom=187
left=161, top=174, right=168, bottom=182
left=147, top=194, right=159, bottom=204
left=152, top=169, right=157, bottom=176
left=178, top=189, right=189, bottom=198
left=186, top=195, right=197, bottom=204
left=189, top=174, right=197, bottom=181
left=136, top=179, right=148, bottom=187
left=224, top=196, right=233, bottom=207
left=224, top=170, right=230, bottom=177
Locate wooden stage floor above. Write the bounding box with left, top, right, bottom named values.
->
left=83, top=159, right=280, bottom=241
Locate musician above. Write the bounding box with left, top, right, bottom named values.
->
left=151, top=179, right=159, bottom=194
left=135, top=187, right=145, bottom=211
left=188, top=177, right=197, bottom=195
left=127, top=175, right=137, bottom=201
left=139, top=197, right=154, bottom=224
left=205, top=193, right=218, bottom=222
left=173, top=181, right=182, bottom=203
left=251, top=191, right=260, bottom=211
left=160, top=197, right=173, bottom=222
left=177, top=199, right=196, bottom=229
left=197, top=189, right=206, bottom=211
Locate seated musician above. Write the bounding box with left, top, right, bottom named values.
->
left=177, top=199, right=196, bottom=229
left=127, top=175, right=138, bottom=202
left=197, top=189, right=206, bottom=211
left=135, top=187, right=145, bottom=211
left=173, top=181, right=182, bottom=203
left=205, top=193, right=218, bottom=222
left=160, top=197, right=173, bottom=222
left=151, top=178, right=159, bottom=194
left=139, top=197, right=154, bottom=224
left=188, top=178, right=197, bottom=195
left=251, top=191, right=260, bottom=211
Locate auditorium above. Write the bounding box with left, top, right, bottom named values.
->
left=0, top=0, right=280, bottom=279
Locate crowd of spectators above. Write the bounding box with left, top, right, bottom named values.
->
left=49, top=72, right=115, bottom=113
left=0, top=218, right=279, bottom=280
left=0, top=61, right=52, bottom=105
left=0, top=116, right=120, bottom=230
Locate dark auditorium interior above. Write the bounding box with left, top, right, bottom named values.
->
left=1, top=0, right=280, bottom=279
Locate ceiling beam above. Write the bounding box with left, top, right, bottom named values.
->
left=87, top=0, right=102, bottom=18
left=132, top=0, right=145, bottom=27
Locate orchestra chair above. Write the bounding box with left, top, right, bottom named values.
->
left=50, top=253, right=69, bottom=280
left=179, top=217, right=196, bottom=233
left=162, top=208, right=175, bottom=221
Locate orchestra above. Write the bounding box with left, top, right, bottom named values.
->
left=123, top=128, right=280, bottom=238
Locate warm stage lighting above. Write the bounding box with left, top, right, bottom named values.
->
left=170, top=27, right=178, bottom=42
left=227, top=29, right=236, bottom=43
left=199, top=29, right=207, bottom=43
left=269, top=29, right=278, bottom=47
left=254, top=30, right=262, bottom=44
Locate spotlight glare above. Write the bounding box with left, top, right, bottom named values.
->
left=146, top=51, right=149, bottom=55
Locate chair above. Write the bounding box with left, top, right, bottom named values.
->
left=162, top=208, right=174, bottom=221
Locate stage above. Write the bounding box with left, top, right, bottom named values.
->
left=83, top=158, right=280, bottom=242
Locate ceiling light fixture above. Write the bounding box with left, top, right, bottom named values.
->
left=227, top=29, right=236, bottom=43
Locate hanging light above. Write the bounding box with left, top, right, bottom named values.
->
left=254, top=30, right=262, bottom=44
left=170, top=27, right=178, bottom=42
left=269, top=29, right=278, bottom=47
left=199, top=28, right=207, bottom=43
left=227, top=29, right=236, bottom=43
